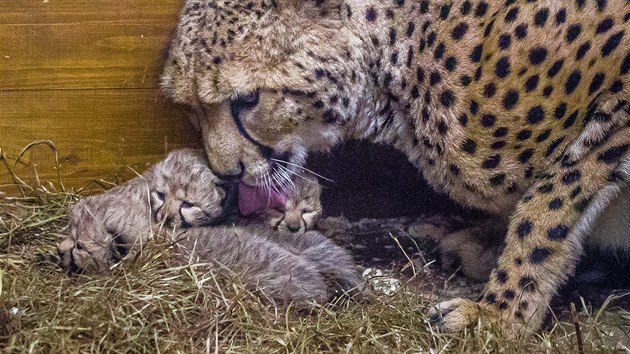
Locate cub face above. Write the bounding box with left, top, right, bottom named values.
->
left=267, top=178, right=323, bottom=235
left=148, top=149, right=236, bottom=228
left=161, top=0, right=355, bottom=186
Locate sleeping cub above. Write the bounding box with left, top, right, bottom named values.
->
left=57, top=149, right=233, bottom=274
left=57, top=149, right=361, bottom=304
left=267, top=178, right=323, bottom=235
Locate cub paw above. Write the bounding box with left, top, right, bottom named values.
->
left=437, top=220, right=507, bottom=282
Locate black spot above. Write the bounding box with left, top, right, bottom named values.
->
left=440, top=4, right=452, bottom=19
left=621, top=52, right=630, bottom=75
left=566, top=24, right=581, bottom=42
left=444, top=56, right=457, bottom=71
left=312, top=100, right=325, bottom=109
left=562, top=170, right=582, bottom=185
left=429, top=71, right=442, bottom=86
left=483, top=83, right=497, bottom=97
left=575, top=197, right=592, bottom=212
left=542, top=85, right=553, bottom=97
left=416, top=68, right=425, bottom=83
left=434, top=42, right=445, bottom=59
left=563, top=110, right=579, bottom=129
left=484, top=19, right=496, bottom=37
left=515, top=23, right=528, bottom=39
left=212, top=56, right=222, bottom=65
left=530, top=247, right=552, bottom=263
left=366, top=7, right=377, bottom=21
left=548, top=224, right=569, bottom=240
left=475, top=1, right=488, bottom=16
left=498, top=34, right=511, bottom=49
left=547, top=59, right=564, bottom=78
left=518, top=148, right=534, bottom=163
left=554, top=103, right=567, bottom=119
left=496, top=56, right=510, bottom=78
left=597, top=0, right=608, bottom=11
left=406, top=21, right=416, bottom=37
left=410, top=86, right=420, bottom=99
left=420, top=0, right=429, bottom=13
left=610, top=80, right=624, bottom=93
left=461, top=1, right=472, bottom=14
left=470, top=100, right=479, bottom=114
left=427, top=31, right=436, bottom=47
left=470, top=44, right=483, bottom=62
left=437, top=120, right=448, bottom=135
left=524, top=75, right=539, bottom=92
left=495, top=270, right=509, bottom=283
left=575, top=42, right=591, bottom=60
left=389, top=28, right=397, bottom=45
left=516, top=219, right=534, bottom=238
left=601, top=30, right=624, bottom=57
left=491, top=140, right=507, bottom=149
left=529, top=47, right=548, bottom=65
left=440, top=90, right=455, bottom=107
left=390, top=51, right=399, bottom=65
left=596, top=17, right=614, bottom=34
left=548, top=197, right=564, bottom=210
left=481, top=114, right=496, bottom=127
left=485, top=293, right=498, bottom=304
left=534, top=8, right=549, bottom=27
left=451, top=22, right=469, bottom=40
left=565, top=70, right=582, bottom=94
left=460, top=75, right=472, bottom=86
left=516, top=129, right=532, bottom=141
left=482, top=154, right=501, bottom=169
left=502, top=90, right=519, bottom=109
left=459, top=113, right=469, bottom=126
left=588, top=73, right=605, bottom=95
left=489, top=173, right=506, bottom=185
left=527, top=105, right=545, bottom=124
left=555, top=8, right=566, bottom=24
left=536, top=129, right=551, bottom=142
left=515, top=258, right=524, bottom=266
left=462, top=138, right=477, bottom=154
left=493, top=127, right=508, bottom=137
left=598, top=144, right=630, bottom=164
left=505, top=7, right=519, bottom=22
left=449, top=164, right=460, bottom=175
left=503, top=289, right=515, bottom=299
left=538, top=183, right=553, bottom=194
left=545, top=137, right=565, bottom=157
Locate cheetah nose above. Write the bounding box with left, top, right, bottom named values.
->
left=287, top=224, right=301, bottom=233
left=213, top=162, right=244, bottom=182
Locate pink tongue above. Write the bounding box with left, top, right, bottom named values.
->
left=238, top=182, right=287, bottom=216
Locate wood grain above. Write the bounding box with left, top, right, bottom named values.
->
left=0, top=0, right=202, bottom=194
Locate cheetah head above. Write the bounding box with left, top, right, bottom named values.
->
left=161, top=0, right=364, bottom=192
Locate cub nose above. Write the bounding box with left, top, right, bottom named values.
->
left=287, top=224, right=301, bottom=233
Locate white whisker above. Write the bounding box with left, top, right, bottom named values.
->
left=277, top=164, right=316, bottom=185
left=270, top=158, right=334, bottom=183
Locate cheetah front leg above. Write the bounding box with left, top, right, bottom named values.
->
left=431, top=127, right=630, bottom=336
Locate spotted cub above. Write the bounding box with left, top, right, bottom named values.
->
left=162, top=0, right=630, bottom=335
left=57, top=149, right=232, bottom=274
left=267, top=178, right=323, bottom=234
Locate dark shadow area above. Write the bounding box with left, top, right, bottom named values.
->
left=307, top=140, right=484, bottom=221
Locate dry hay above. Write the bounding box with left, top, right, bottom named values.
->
left=1, top=147, right=629, bottom=353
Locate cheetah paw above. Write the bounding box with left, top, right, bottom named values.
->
left=429, top=298, right=528, bottom=337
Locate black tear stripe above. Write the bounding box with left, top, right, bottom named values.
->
left=230, top=100, right=274, bottom=158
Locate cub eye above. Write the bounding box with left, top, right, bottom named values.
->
left=234, top=91, right=259, bottom=107
left=181, top=201, right=194, bottom=209
left=155, top=191, right=166, bottom=201
left=302, top=208, right=313, bottom=213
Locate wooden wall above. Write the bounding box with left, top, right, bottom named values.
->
left=0, top=0, right=200, bottom=194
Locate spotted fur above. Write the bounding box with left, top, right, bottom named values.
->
left=162, top=0, right=630, bottom=335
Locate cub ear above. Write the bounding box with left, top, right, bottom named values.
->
left=279, top=0, right=345, bottom=19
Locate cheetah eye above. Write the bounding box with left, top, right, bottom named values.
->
left=302, top=208, right=313, bottom=213
left=181, top=201, right=194, bottom=209
left=155, top=191, right=166, bottom=201
left=233, top=91, right=259, bottom=108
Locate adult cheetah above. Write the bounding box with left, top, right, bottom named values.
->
left=161, top=0, right=630, bottom=335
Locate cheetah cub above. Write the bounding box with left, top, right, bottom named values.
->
left=268, top=178, right=323, bottom=234
left=57, top=149, right=234, bottom=274
left=57, top=150, right=362, bottom=304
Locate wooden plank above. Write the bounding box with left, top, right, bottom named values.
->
left=0, top=89, right=201, bottom=192
left=0, top=0, right=183, bottom=90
